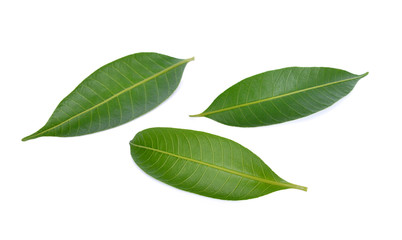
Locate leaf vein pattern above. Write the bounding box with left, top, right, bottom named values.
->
left=196, top=74, right=366, bottom=117
left=152, top=132, right=175, bottom=177
left=110, top=65, right=135, bottom=85
left=176, top=133, right=201, bottom=186
left=163, top=132, right=189, bottom=182
left=27, top=58, right=192, bottom=139
left=225, top=178, right=243, bottom=199
left=130, top=142, right=305, bottom=190
left=100, top=70, right=126, bottom=89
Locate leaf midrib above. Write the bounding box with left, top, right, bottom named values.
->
left=22, top=57, right=194, bottom=141
left=191, top=72, right=368, bottom=117
left=130, top=142, right=307, bottom=191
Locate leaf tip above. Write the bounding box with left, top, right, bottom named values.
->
left=21, top=133, right=37, bottom=142
left=21, top=136, right=30, bottom=142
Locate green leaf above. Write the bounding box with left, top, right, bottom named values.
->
left=190, top=67, right=368, bottom=127
left=22, top=53, right=194, bottom=141
left=130, top=127, right=307, bottom=200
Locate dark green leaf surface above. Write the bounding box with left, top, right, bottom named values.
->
left=130, top=127, right=307, bottom=200
left=191, top=67, right=368, bottom=127
left=22, top=53, right=193, bottom=141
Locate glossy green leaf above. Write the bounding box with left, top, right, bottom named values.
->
left=130, top=127, right=307, bottom=200
left=22, top=53, right=193, bottom=141
left=191, top=67, right=368, bottom=127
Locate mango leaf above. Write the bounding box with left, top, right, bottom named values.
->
left=190, top=67, right=368, bottom=127
left=22, top=53, right=194, bottom=141
left=130, top=127, right=307, bottom=200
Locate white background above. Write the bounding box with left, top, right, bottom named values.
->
left=1, top=0, right=401, bottom=239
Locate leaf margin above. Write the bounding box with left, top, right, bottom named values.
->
left=130, top=127, right=308, bottom=200
left=190, top=67, right=368, bottom=126
left=22, top=54, right=194, bottom=141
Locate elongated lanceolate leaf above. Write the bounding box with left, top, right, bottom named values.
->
left=22, top=53, right=193, bottom=141
left=130, top=128, right=307, bottom=200
left=190, top=67, right=368, bottom=127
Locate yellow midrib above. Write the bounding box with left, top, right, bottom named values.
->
left=130, top=142, right=307, bottom=191
left=191, top=73, right=368, bottom=117
left=26, top=57, right=194, bottom=140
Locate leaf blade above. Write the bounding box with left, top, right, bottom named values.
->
left=191, top=67, right=368, bottom=127
left=22, top=53, right=194, bottom=141
left=130, top=127, right=306, bottom=200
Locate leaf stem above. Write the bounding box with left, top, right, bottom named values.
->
left=287, top=183, right=308, bottom=192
